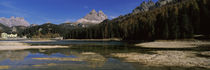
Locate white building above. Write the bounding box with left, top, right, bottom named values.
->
left=1, top=33, right=18, bottom=39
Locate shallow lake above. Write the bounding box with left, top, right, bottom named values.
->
left=0, top=40, right=209, bottom=70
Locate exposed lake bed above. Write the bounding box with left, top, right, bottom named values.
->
left=135, top=40, right=210, bottom=48
left=0, top=39, right=209, bottom=70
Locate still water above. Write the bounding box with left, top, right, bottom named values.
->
left=0, top=40, right=209, bottom=70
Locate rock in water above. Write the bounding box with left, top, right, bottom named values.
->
left=0, top=16, right=30, bottom=27
left=77, top=9, right=108, bottom=24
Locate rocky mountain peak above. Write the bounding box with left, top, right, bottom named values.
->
left=0, top=16, right=30, bottom=27
left=90, top=9, right=97, bottom=15
left=98, top=10, right=105, bottom=16
left=148, top=0, right=155, bottom=5
left=156, top=0, right=174, bottom=7
left=77, top=9, right=108, bottom=24
left=133, top=0, right=175, bottom=13
left=133, top=0, right=155, bottom=13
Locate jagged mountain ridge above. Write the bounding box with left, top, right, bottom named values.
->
left=76, top=9, right=108, bottom=24
left=0, top=16, right=30, bottom=27
left=133, top=0, right=175, bottom=13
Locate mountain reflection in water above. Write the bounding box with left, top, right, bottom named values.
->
left=0, top=40, right=209, bottom=70
left=0, top=47, right=136, bottom=70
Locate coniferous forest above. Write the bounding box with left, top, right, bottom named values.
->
left=22, top=0, right=210, bottom=41
left=63, top=0, right=210, bottom=41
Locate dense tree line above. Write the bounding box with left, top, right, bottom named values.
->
left=22, top=23, right=62, bottom=38
left=64, top=0, right=210, bottom=41
left=0, top=23, right=11, bottom=33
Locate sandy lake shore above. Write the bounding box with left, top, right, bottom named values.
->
left=64, top=38, right=122, bottom=41
left=0, top=41, right=69, bottom=50
left=135, top=40, right=210, bottom=48
left=111, top=51, right=210, bottom=68
left=111, top=40, right=210, bottom=68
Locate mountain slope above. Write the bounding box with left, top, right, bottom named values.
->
left=0, top=23, right=11, bottom=32
left=64, top=0, right=210, bottom=40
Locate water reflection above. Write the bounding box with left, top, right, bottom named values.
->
left=0, top=47, right=136, bottom=70
left=0, top=40, right=209, bottom=70
left=0, top=51, right=29, bottom=61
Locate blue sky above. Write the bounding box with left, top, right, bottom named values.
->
left=0, top=0, right=157, bottom=24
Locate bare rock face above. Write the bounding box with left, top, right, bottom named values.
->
left=133, top=1, right=155, bottom=13
left=133, top=0, right=175, bottom=13
left=156, top=0, right=174, bottom=7
left=77, top=9, right=108, bottom=24
left=0, top=16, right=30, bottom=27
